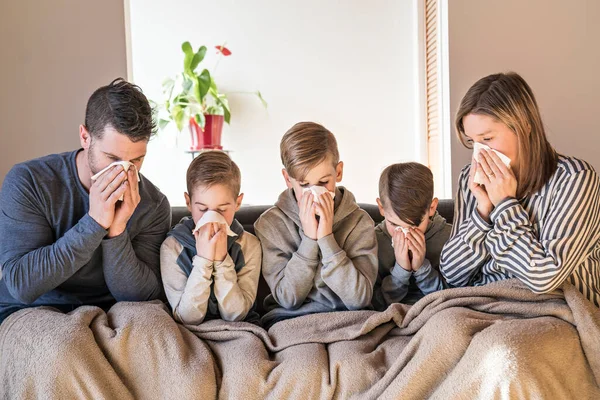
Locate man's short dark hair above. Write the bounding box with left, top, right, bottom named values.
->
left=84, top=78, right=156, bottom=142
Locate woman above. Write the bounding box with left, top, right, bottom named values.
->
left=440, top=72, right=600, bottom=306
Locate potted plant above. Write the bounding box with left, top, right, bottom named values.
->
left=157, top=41, right=266, bottom=150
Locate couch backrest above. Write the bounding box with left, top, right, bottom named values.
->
left=170, top=199, right=455, bottom=232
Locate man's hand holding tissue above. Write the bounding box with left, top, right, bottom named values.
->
left=299, top=191, right=318, bottom=240
left=393, top=229, right=412, bottom=272
left=477, top=149, right=517, bottom=207
left=88, top=165, right=129, bottom=230
left=405, top=228, right=426, bottom=271
left=107, top=166, right=141, bottom=238
left=316, top=191, right=334, bottom=240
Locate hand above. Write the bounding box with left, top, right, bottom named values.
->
left=315, top=192, right=334, bottom=240
left=213, top=224, right=228, bottom=262
left=88, top=166, right=128, bottom=229
left=108, top=167, right=141, bottom=237
left=392, top=229, right=411, bottom=271
left=477, top=149, right=518, bottom=206
left=405, top=228, right=426, bottom=271
left=195, top=223, right=217, bottom=261
left=299, top=191, right=318, bottom=240
left=468, top=159, right=494, bottom=222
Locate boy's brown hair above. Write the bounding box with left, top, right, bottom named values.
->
left=280, top=122, right=340, bottom=180
left=379, top=162, right=434, bottom=226
left=186, top=151, right=241, bottom=197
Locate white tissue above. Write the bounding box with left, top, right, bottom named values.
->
left=303, top=186, right=335, bottom=216
left=192, top=210, right=237, bottom=237
left=391, top=226, right=411, bottom=247
left=90, top=161, right=140, bottom=201
left=302, top=186, right=335, bottom=202
left=473, top=143, right=511, bottom=185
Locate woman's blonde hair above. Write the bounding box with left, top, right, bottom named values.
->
left=455, top=72, right=557, bottom=197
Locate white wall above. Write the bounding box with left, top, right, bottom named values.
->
left=0, top=0, right=127, bottom=185
left=448, top=0, right=600, bottom=191
left=128, top=0, right=421, bottom=206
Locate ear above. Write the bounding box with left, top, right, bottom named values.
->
left=235, top=193, right=244, bottom=211
left=335, top=161, right=344, bottom=183
left=184, top=192, right=192, bottom=213
left=429, top=197, right=439, bottom=218
left=376, top=198, right=386, bottom=218
left=282, top=168, right=293, bottom=189
left=79, top=125, right=91, bottom=150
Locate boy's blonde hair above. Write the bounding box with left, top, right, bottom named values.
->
left=186, top=151, right=241, bottom=198
left=280, top=122, right=340, bottom=181
left=379, top=163, right=434, bottom=226
left=455, top=72, right=558, bottom=197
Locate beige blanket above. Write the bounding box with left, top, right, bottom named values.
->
left=1, top=279, right=599, bottom=399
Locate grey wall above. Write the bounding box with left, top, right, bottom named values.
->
left=448, top=0, right=600, bottom=194
left=0, top=0, right=127, bottom=185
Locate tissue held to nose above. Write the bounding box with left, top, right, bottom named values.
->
left=302, top=186, right=335, bottom=203
left=90, top=161, right=140, bottom=201
left=192, top=210, right=237, bottom=236
left=472, top=142, right=511, bottom=185
left=303, top=186, right=335, bottom=216
left=391, top=226, right=411, bottom=247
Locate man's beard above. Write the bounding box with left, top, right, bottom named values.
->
left=87, top=141, right=102, bottom=177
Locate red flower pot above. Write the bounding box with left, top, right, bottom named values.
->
left=189, top=115, right=224, bottom=150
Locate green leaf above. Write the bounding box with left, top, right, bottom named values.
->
left=256, top=91, right=268, bottom=108
left=194, top=69, right=211, bottom=103
left=173, top=94, right=190, bottom=106
left=194, top=113, right=206, bottom=128
left=171, top=105, right=186, bottom=131
left=158, top=119, right=171, bottom=130
left=222, top=100, right=231, bottom=124
left=190, top=46, right=207, bottom=72
left=182, top=77, right=193, bottom=92
left=182, top=42, right=194, bottom=73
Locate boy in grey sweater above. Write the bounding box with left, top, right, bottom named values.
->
left=254, top=122, right=378, bottom=329
left=372, top=162, right=452, bottom=310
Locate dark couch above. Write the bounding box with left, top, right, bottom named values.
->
left=170, top=200, right=455, bottom=315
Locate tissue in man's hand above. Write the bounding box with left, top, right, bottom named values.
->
left=391, top=226, right=410, bottom=247
left=192, top=210, right=237, bottom=236
left=90, top=161, right=140, bottom=201
left=473, top=143, right=511, bottom=185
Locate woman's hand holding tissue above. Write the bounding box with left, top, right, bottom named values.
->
left=478, top=149, right=517, bottom=206
left=393, top=230, right=412, bottom=272
left=469, top=160, right=494, bottom=222
left=316, top=192, right=334, bottom=240
left=88, top=166, right=128, bottom=230
left=108, top=167, right=141, bottom=238
left=299, top=191, right=318, bottom=240
left=405, top=228, right=426, bottom=271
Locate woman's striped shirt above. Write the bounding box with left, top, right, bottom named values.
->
left=440, top=155, right=600, bottom=306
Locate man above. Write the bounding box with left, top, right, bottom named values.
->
left=0, top=78, right=171, bottom=323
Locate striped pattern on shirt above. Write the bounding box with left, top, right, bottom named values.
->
left=440, top=155, right=600, bottom=306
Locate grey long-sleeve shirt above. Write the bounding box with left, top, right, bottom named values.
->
left=0, top=150, right=171, bottom=323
